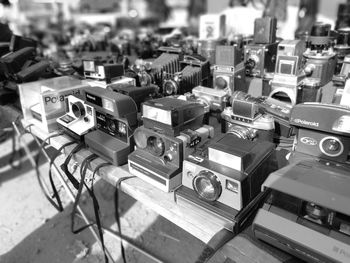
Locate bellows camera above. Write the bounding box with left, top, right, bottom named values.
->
left=176, top=133, right=276, bottom=229
left=253, top=160, right=350, bottom=263
left=83, top=86, right=138, bottom=165
left=162, top=54, right=210, bottom=96
left=221, top=92, right=275, bottom=142
left=83, top=59, right=124, bottom=84
left=289, top=103, right=350, bottom=164
left=213, top=45, right=246, bottom=94
left=57, top=95, right=96, bottom=140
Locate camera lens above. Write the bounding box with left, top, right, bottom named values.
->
left=305, top=202, right=328, bottom=223
left=193, top=170, right=222, bottom=202
left=320, top=137, right=344, bottom=157
left=71, top=102, right=85, bottom=118
left=215, top=77, right=227, bottom=89
left=134, top=129, right=148, bottom=149
left=163, top=80, right=178, bottom=95
left=227, top=125, right=256, bottom=140
left=147, top=136, right=165, bottom=156
left=107, top=119, right=117, bottom=132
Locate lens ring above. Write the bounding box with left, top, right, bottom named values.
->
left=319, top=136, right=344, bottom=157
left=71, top=101, right=85, bottom=118
left=193, top=170, right=222, bottom=202
left=227, top=125, right=255, bottom=140
left=163, top=80, right=178, bottom=95
left=215, top=76, right=227, bottom=89
left=147, top=136, right=165, bottom=156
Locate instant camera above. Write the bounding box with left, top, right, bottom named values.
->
left=253, top=160, right=350, bottom=263
left=83, top=86, right=138, bottom=165
left=83, top=59, right=124, bottom=84
left=128, top=97, right=214, bottom=192
left=176, top=133, right=276, bottom=230
left=56, top=95, right=96, bottom=140
left=289, top=102, right=350, bottom=164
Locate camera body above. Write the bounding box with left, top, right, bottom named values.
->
left=289, top=103, right=350, bottom=164
left=221, top=93, right=275, bottom=142
left=83, top=86, right=138, bottom=165
left=162, top=54, right=210, bottom=96
left=244, top=42, right=279, bottom=77
left=213, top=45, right=246, bottom=94
left=83, top=59, right=124, bottom=84
left=142, top=97, right=206, bottom=137
left=191, top=85, right=229, bottom=112
left=129, top=124, right=214, bottom=192
left=176, top=133, right=276, bottom=229
left=57, top=95, right=96, bottom=140
left=253, top=160, right=350, bottom=263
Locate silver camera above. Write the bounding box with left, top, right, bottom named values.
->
left=221, top=92, right=275, bottom=142
left=191, top=86, right=229, bottom=112
left=57, top=95, right=96, bottom=140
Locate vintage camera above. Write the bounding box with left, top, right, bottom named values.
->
left=191, top=86, right=229, bottom=112
left=162, top=54, right=210, bottom=96
left=244, top=17, right=279, bottom=78
left=303, top=22, right=337, bottom=87
left=213, top=45, right=246, bottom=94
left=334, top=28, right=350, bottom=74
left=333, top=54, right=350, bottom=86
left=108, top=83, right=160, bottom=111
left=83, top=86, right=138, bottom=165
left=128, top=124, right=214, bottom=192
left=289, top=103, right=350, bottom=164
left=83, top=59, right=124, bottom=84
left=56, top=95, right=96, bottom=140
left=253, top=160, right=350, bottom=263
left=9, top=34, right=37, bottom=52
left=0, top=47, right=36, bottom=80
left=149, top=46, right=182, bottom=87
left=176, top=133, right=276, bottom=230
left=221, top=92, right=275, bottom=142
left=142, top=97, right=206, bottom=137
left=15, top=60, right=55, bottom=83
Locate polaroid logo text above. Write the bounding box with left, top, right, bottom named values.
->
left=293, top=118, right=319, bottom=127
left=44, top=90, right=80, bottom=105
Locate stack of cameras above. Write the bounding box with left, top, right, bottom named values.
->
left=253, top=103, right=350, bottom=263
left=162, top=54, right=210, bottom=96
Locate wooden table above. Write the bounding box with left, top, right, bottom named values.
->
left=23, top=121, right=301, bottom=263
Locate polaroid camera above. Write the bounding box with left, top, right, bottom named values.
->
left=83, top=86, right=138, bottom=165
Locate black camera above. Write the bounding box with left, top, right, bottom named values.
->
left=83, top=58, right=124, bottom=84
left=221, top=92, right=275, bottom=142
left=83, top=86, right=138, bottom=165
left=289, top=102, right=350, bottom=164
left=162, top=54, right=210, bottom=96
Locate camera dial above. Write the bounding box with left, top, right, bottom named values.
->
left=193, top=170, right=222, bottom=202
left=71, top=102, right=85, bottom=118
left=227, top=125, right=257, bottom=140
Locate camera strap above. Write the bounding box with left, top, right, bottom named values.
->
left=60, top=142, right=85, bottom=190
left=114, top=175, right=136, bottom=263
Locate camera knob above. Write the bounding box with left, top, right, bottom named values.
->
left=83, top=117, right=89, bottom=122
left=304, top=64, right=315, bottom=75
left=164, top=154, right=173, bottom=162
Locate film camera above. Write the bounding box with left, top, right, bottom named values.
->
left=253, top=160, right=350, bottom=263
left=128, top=97, right=213, bottom=192
left=57, top=95, right=96, bottom=140
left=268, top=39, right=310, bottom=105
left=213, top=45, right=246, bottom=95
left=162, top=54, right=210, bottom=96
left=108, top=83, right=160, bottom=111
left=334, top=28, right=350, bottom=74
left=83, top=86, right=138, bottom=165
left=244, top=17, right=279, bottom=77
left=191, top=86, right=229, bottom=113
left=221, top=92, right=275, bottom=142
left=148, top=46, right=182, bottom=88
left=303, top=22, right=337, bottom=87
left=83, top=58, right=124, bottom=84
left=176, top=133, right=276, bottom=230
left=289, top=103, right=350, bottom=164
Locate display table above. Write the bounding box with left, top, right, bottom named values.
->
left=22, top=121, right=302, bottom=263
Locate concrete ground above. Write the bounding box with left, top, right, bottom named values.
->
left=0, top=127, right=207, bottom=263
